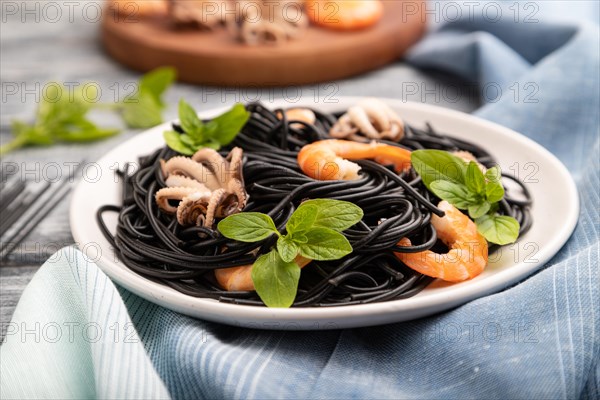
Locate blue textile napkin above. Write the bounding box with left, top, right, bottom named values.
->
left=1, top=2, right=598, bottom=399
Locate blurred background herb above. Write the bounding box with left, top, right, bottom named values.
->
left=0, top=67, right=176, bottom=155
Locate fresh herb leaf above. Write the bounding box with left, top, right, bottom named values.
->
left=11, top=121, right=53, bottom=146
left=204, top=120, right=219, bottom=138
left=286, top=204, right=318, bottom=233
left=203, top=139, right=222, bottom=150
left=217, top=213, right=279, bottom=242
left=1, top=68, right=175, bottom=154
left=411, top=149, right=467, bottom=188
left=296, top=199, right=363, bottom=232
left=221, top=199, right=362, bottom=308
left=289, top=231, right=308, bottom=243
left=208, top=103, right=251, bottom=145
left=179, top=134, right=196, bottom=148
left=163, top=130, right=194, bottom=155
left=121, top=90, right=163, bottom=129
left=475, top=214, right=520, bottom=245
left=251, top=250, right=301, bottom=308
left=411, top=150, right=523, bottom=246
left=1, top=83, right=124, bottom=155
left=277, top=236, right=299, bottom=263
left=120, top=67, right=176, bottom=129
left=468, top=202, right=491, bottom=219
left=297, top=227, right=353, bottom=261
left=178, top=99, right=204, bottom=139
left=138, top=67, right=176, bottom=107
left=466, top=161, right=486, bottom=195
left=429, top=181, right=477, bottom=209
left=485, top=166, right=502, bottom=183
left=485, top=181, right=505, bottom=203
left=164, top=101, right=249, bottom=155
left=119, top=67, right=176, bottom=129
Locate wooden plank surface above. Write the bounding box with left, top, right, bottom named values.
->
left=0, top=1, right=478, bottom=341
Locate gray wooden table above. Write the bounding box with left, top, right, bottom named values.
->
left=0, top=1, right=478, bottom=340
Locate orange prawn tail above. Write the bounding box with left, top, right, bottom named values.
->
left=395, top=201, right=489, bottom=282
left=371, top=144, right=412, bottom=174
left=306, top=0, right=384, bottom=31
left=396, top=238, right=487, bottom=282
left=298, top=139, right=411, bottom=181
left=215, top=257, right=311, bottom=292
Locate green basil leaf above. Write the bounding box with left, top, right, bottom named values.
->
left=286, top=204, right=318, bottom=234
left=163, top=131, right=194, bottom=155
left=52, top=117, right=118, bottom=142
left=37, top=83, right=62, bottom=125
left=289, top=231, right=308, bottom=244
left=466, top=161, right=486, bottom=195
left=297, top=227, right=353, bottom=261
left=56, top=126, right=119, bottom=142
left=121, top=92, right=163, bottom=128
left=251, top=250, right=301, bottom=308
left=39, top=83, right=91, bottom=128
left=296, top=199, right=363, bottom=232
left=485, top=165, right=502, bottom=183
left=429, top=180, right=477, bottom=209
left=203, top=120, right=219, bottom=139
left=179, top=134, right=195, bottom=148
left=217, top=212, right=279, bottom=242
left=277, top=236, right=299, bottom=263
left=486, top=181, right=505, bottom=203
left=10, top=120, right=31, bottom=137
left=139, top=67, right=176, bottom=107
left=12, top=121, right=54, bottom=145
left=210, top=103, right=250, bottom=145
left=468, top=202, right=491, bottom=219
left=178, top=99, right=204, bottom=139
left=411, top=150, right=467, bottom=188
left=475, top=214, right=520, bottom=245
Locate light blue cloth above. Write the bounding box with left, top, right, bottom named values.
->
left=2, top=2, right=599, bottom=399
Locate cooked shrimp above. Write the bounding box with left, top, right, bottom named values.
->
left=396, top=201, right=488, bottom=282
left=109, top=0, right=167, bottom=17
left=215, top=256, right=311, bottom=291
left=297, top=139, right=411, bottom=180
left=306, top=0, right=383, bottom=31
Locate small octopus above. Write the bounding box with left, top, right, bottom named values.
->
left=155, top=147, right=248, bottom=228
left=330, top=98, right=405, bottom=142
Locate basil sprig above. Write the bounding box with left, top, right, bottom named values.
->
left=1, top=67, right=176, bottom=155
left=218, top=199, right=363, bottom=308
left=163, top=100, right=250, bottom=155
left=411, top=150, right=520, bottom=245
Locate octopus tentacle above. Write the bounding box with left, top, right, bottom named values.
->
left=348, top=106, right=381, bottom=139
left=226, top=147, right=244, bottom=181
left=157, top=147, right=249, bottom=230
left=161, top=156, right=221, bottom=190
left=204, top=188, right=227, bottom=228
left=155, top=187, right=200, bottom=213
left=330, top=98, right=406, bottom=141
left=165, top=175, right=210, bottom=191
left=177, top=191, right=211, bottom=226
left=329, top=114, right=358, bottom=138
left=191, top=148, right=229, bottom=186
left=359, top=100, right=391, bottom=132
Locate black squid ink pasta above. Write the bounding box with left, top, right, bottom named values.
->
left=97, top=102, right=533, bottom=307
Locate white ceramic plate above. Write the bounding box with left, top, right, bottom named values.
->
left=70, top=98, right=579, bottom=330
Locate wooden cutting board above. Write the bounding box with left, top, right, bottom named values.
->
left=102, top=1, right=426, bottom=87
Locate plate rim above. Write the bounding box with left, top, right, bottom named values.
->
left=70, top=97, right=580, bottom=329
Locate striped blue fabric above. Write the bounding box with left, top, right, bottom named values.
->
left=1, top=2, right=599, bottom=399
